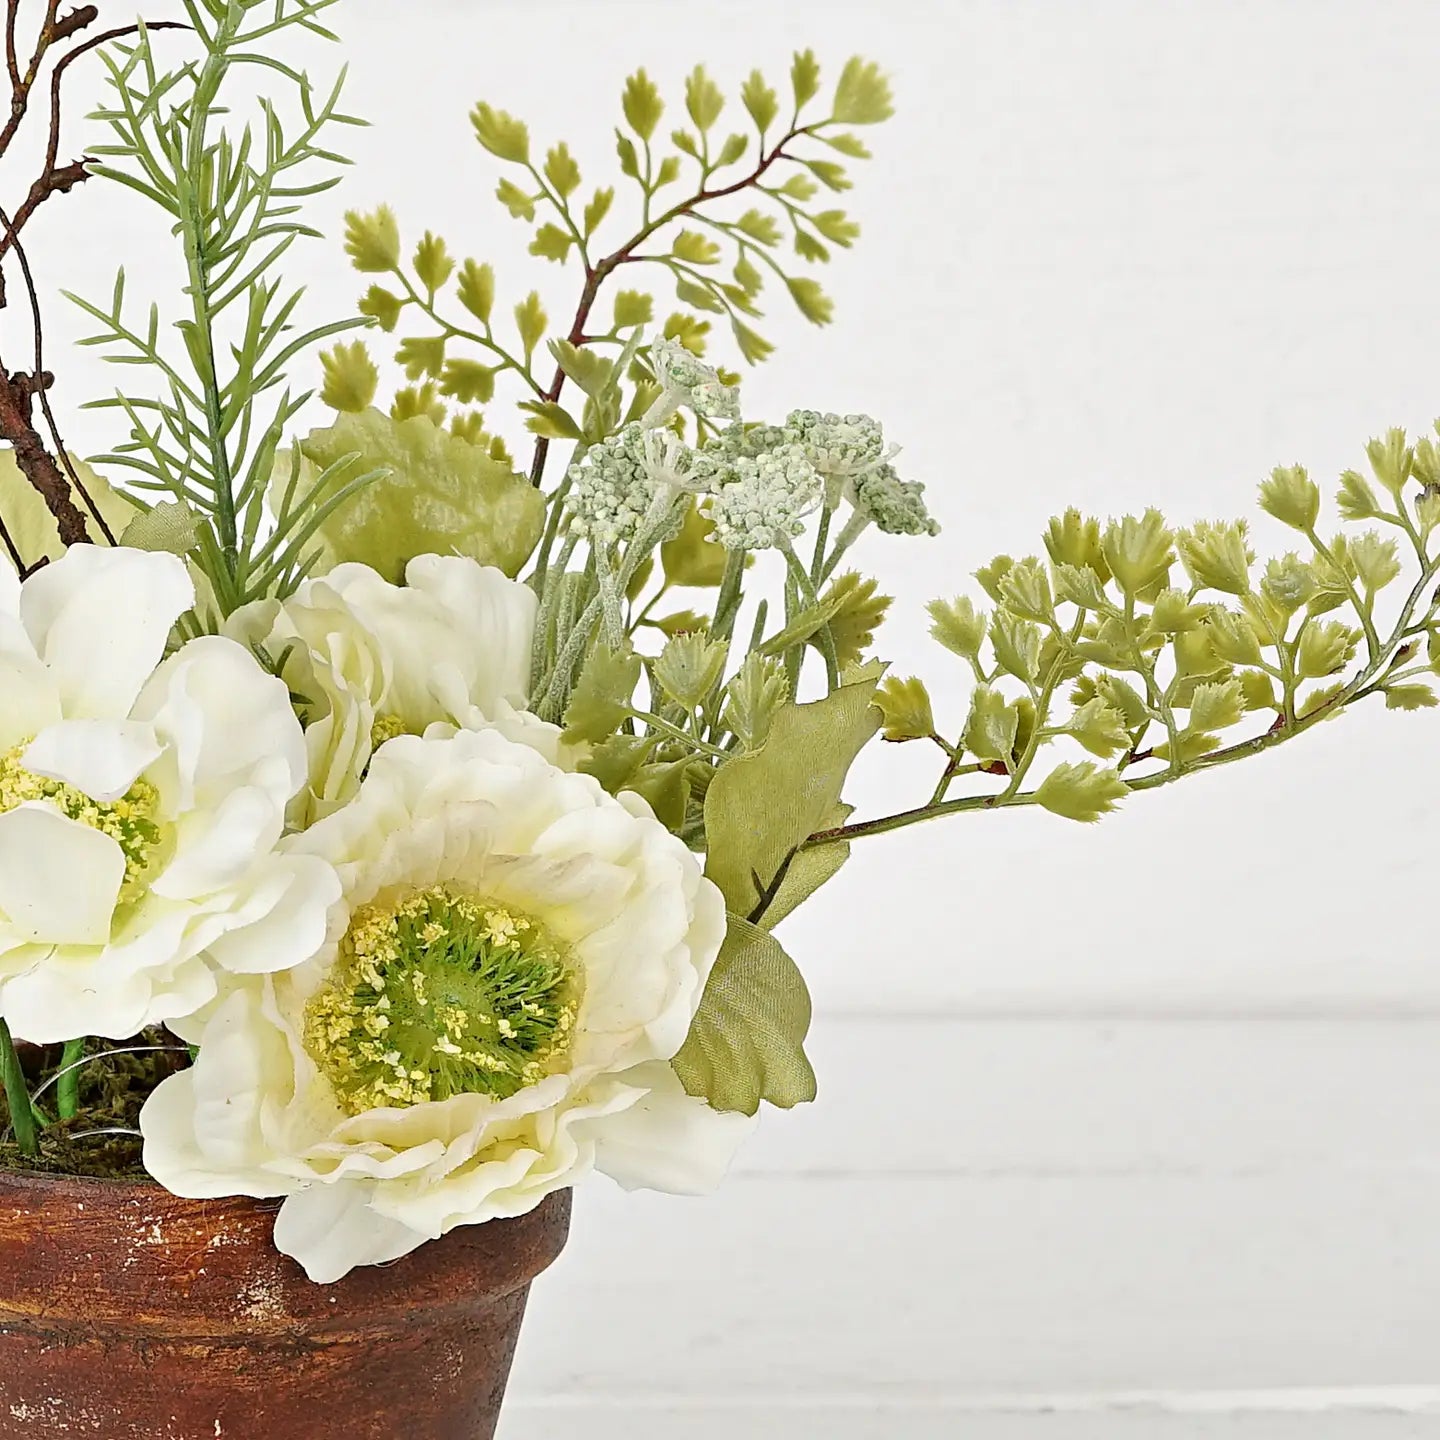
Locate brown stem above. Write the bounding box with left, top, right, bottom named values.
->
left=526, top=123, right=817, bottom=487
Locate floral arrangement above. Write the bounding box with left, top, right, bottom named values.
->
left=2, top=0, right=1438, bottom=1287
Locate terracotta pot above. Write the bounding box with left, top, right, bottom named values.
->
left=0, top=1171, right=570, bottom=1439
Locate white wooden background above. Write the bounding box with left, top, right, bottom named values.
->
left=24, top=0, right=1440, bottom=1434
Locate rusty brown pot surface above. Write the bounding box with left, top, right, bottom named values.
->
left=0, top=1171, right=570, bottom=1439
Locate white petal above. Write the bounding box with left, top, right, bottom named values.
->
left=20, top=547, right=192, bottom=719
left=200, top=854, right=342, bottom=976
left=152, top=785, right=285, bottom=900
left=0, top=555, right=17, bottom=615
left=0, top=804, right=123, bottom=945
left=23, top=719, right=162, bottom=802
left=0, top=649, right=60, bottom=751
left=587, top=1061, right=756, bottom=1195
left=273, top=1182, right=427, bottom=1283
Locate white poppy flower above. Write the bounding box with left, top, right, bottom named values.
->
left=141, top=728, right=752, bottom=1283
left=228, top=554, right=551, bottom=826
left=0, top=546, right=340, bottom=1043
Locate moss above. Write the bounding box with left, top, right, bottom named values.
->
left=0, top=1030, right=190, bottom=1180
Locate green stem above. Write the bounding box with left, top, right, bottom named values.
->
left=56, top=1038, right=86, bottom=1122
left=0, top=1020, right=37, bottom=1157
left=630, top=710, right=731, bottom=760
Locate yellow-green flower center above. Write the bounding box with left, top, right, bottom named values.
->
left=369, top=712, right=411, bottom=750
left=304, top=885, right=580, bottom=1114
left=0, top=742, right=166, bottom=905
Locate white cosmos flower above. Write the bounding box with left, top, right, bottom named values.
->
left=141, top=727, right=752, bottom=1283
left=0, top=546, right=339, bottom=1042
left=228, top=554, right=551, bottom=826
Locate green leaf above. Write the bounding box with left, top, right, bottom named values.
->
left=1349, top=530, right=1402, bottom=592
left=320, top=340, right=378, bottom=413
left=1065, top=698, right=1128, bottom=758
left=824, top=573, right=891, bottom=666
left=471, top=102, right=530, bottom=163
left=928, top=595, right=987, bottom=661
left=650, top=609, right=711, bottom=638
left=1101, top=509, right=1175, bottom=595
left=519, top=400, right=585, bottom=441
left=676, top=277, right=724, bottom=313
left=291, top=409, right=544, bottom=582
left=624, top=758, right=702, bottom=833
left=735, top=209, right=782, bottom=246
left=343, top=206, right=400, bottom=273
left=397, top=335, right=446, bottom=381
left=563, top=642, right=642, bottom=743
left=723, top=652, right=790, bottom=751
left=807, top=159, right=851, bottom=192
left=439, top=359, right=496, bottom=405
left=1177, top=519, right=1254, bottom=595
left=832, top=56, right=895, bottom=124
left=758, top=590, right=847, bottom=656
left=656, top=155, right=682, bottom=188
left=358, top=284, right=403, bottom=332
left=685, top=65, right=726, bottom=131
left=613, top=290, right=654, bottom=329
left=997, top=556, right=1054, bottom=622
left=654, top=632, right=729, bottom=709
left=1385, top=682, right=1438, bottom=710
left=1337, top=468, right=1382, bottom=521
left=548, top=339, right=613, bottom=399
left=623, top=68, right=665, bottom=139
left=673, top=229, right=722, bottom=265
left=672, top=916, right=817, bottom=1115
left=741, top=69, right=779, bottom=132
left=514, top=291, right=548, bottom=359
left=716, top=132, right=749, bottom=167
left=732, top=319, right=774, bottom=364
left=544, top=141, right=581, bottom=197
left=793, top=230, right=830, bottom=265
left=703, top=664, right=883, bottom=921
left=825, top=132, right=872, bottom=158
left=1365, top=428, right=1414, bottom=497
left=583, top=187, right=614, bottom=237
left=1044, top=509, right=1109, bottom=578
left=496, top=177, right=537, bottom=222
left=391, top=384, right=446, bottom=426
left=876, top=675, right=935, bottom=741
left=1034, top=761, right=1129, bottom=822
left=615, top=131, right=641, bottom=180
left=990, top=611, right=1042, bottom=683
left=457, top=260, right=495, bottom=324
left=1296, top=619, right=1360, bottom=678
left=664, top=312, right=712, bottom=354
left=963, top=684, right=1019, bottom=763
left=662, top=499, right=728, bottom=586
left=786, top=276, right=834, bottom=325
left=791, top=49, right=822, bottom=109
left=1258, top=465, right=1320, bottom=531
left=1187, top=677, right=1245, bottom=732
left=119, top=500, right=198, bottom=557
left=413, top=232, right=454, bottom=293
left=529, top=223, right=573, bottom=263
left=812, top=209, right=861, bottom=247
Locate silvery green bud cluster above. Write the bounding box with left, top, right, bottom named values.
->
left=565, top=424, right=689, bottom=544
left=651, top=338, right=741, bottom=420
left=854, top=462, right=941, bottom=536
left=709, top=444, right=823, bottom=551
left=785, top=409, right=886, bottom=479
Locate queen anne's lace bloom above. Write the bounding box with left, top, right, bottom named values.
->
left=0, top=547, right=339, bottom=1042
left=854, top=462, right=941, bottom=536
left=564, top=423, right=699, bottom=545
left=141, top=728, right=753, bottom=1283
left=785, top=409, right=887, bottom=480
left=650, top=338, right=740, bottom=420
left=709, top=444, right=823, bottom=551
left=228, top=555, right=546, bottom=824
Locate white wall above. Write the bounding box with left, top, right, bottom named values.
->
left=22, top=1, right=1440, bottom=1433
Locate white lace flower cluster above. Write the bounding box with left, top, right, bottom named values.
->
left=0, top=543, right=749, bottom=1283
left=565, top=344, right=938, bottom=555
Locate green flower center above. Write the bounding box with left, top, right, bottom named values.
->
left=369, top=712, right=411, bottom=751
left=304, top=885, right=580, bottom=1114
left=0, top=742, right=166, bottom=905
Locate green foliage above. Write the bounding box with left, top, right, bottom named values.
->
left=1034, top=762, right=1129, bottom=823
left=77, top=1, right=366, bottom=613
left=671, top=915, right=817, bottom=1115
left=564, top=642, right=642, bottom=743
left=876, top=676, right=935, bottom=741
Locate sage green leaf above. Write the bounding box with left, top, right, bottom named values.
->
left=722, top=652, right=790, bottom=751
left=290, top=409, right=543, bottom=582
left=563, top=642, right=642, bottom=744
left=471, top=102, right=530, bottom=164
left=613, top=290, right=654, bottom=328
left=963, top=684, right=1018, bottom=763
left=741, top=69, right=779, bottom=132
left=439, top=359, right=496, bottom=405
left=824, top=572, right=891, bottom=666
left=650, top=609, right=711, bottom=638
left=343, top=206, right=400, bottom=273
left=622, top=68, right=664, bottom=139
left=759, top=802, right=852, bottom=930
left=119, top=499, right=198, bottom=556
left=514, top=291, right=547, bottom=359
left=832, top=57, right=894, bottom=125
left=548, top=339, right=612, bottom=399
left=457, top=260, right=495, bottom=324
left=654, top=632, right=729, bottom=709
left=1385, top=682, right=1438, bottom=710
left=703, top=663, right=882, bottom=920
left=791, top=49, right=822, bottom=109
left=529, top=224, right=573, bottom=263
left=625, top=757, right=702, bottom=832
left=358, top=284, right=403, bottom=332
left=580, top=734, right=655, bottom=793
left=876, top=675, right=935, bottom=741
left=672, top=915, right=817, bottom=1115
left=544, top=141, right=581, bottom=197
left=927, top=595, right=987, bottom=660
left=320, top=340, right=378, bottom=413
left=519, top=400, right=585, bottom=441
left=685, top=65, right=725, bottom=131
left=413, top=232, right=455, bottom=293
left=1034, top=761, right=1129, bottom=822
left=0, top=452, right=138, bottom=568
left=758, top=589, right=846, bottom=656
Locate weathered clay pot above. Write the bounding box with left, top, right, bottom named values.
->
left=0, top=1171, right=570, bottom=1439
